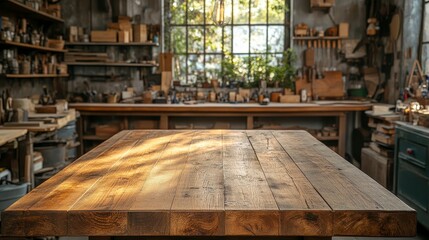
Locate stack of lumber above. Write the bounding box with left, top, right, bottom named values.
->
left=65, top=51, right=109, bottom=63
left=362, top=104, right=400, bottom=191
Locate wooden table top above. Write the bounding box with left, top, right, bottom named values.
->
left=0, top=129, right=27, bottom=146
left=1, top=130, right=415, bottom=238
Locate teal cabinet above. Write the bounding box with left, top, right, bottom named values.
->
left=395, top=122, right=429, bottom=229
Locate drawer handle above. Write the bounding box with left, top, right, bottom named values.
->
left=406, top=148, right=415, bottom=155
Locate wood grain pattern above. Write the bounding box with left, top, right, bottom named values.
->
left=247, top=131, right=332, bottom=236
left=223, top=131, right=279, bottom=236
left=273, top=131, right=416, bottom=237
left=170, top=131, right=225, bottom=235
left=1, top=130, right=416, bottom=238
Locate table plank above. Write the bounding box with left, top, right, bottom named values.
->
left=247, top=131, right=332, bottom=236
left=171, top=130, right=225, bottom=236
left=128, top=131, right=197, bottom=236
left=273, top=130, right=416, bottom=237
left=223, top=131, right=279, bottom=236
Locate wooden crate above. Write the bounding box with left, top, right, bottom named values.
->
left=91, top=30, right=117, bottom=42
left=118, top=30, right=130, bottom=43
left=133, top=24, right=147, bottom=43
left=361, top=148, right=393, bottom=190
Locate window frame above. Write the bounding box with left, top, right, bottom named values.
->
left=168, top=0, right=289, bottom=84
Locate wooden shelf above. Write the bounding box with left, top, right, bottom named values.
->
left=65, top=42, right=159, bottom=47
left=82, top=135, right=109, bottom=141
left=64, top=62, right=158, bottom=67
left=293, top=36, right=346, bottom=40
left=0, top=0, right=64, bottom=23
left=0, top=40, right=67, bottom=53
left=4, top=74, right=69, bottom=79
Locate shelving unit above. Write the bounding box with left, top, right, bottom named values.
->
left=64, top=62, right=158, bottom=67
left=0, top=40, right=67, bottom=53
left=0, top=0, right=68, bottom=85
left=65, top=42, right=159, bottom=47
left=0, top=0, right=64, bottom=23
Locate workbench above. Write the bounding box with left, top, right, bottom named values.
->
left=0, top=110, right=77, bottom=188
left=0, top=130, right=28, bottom=183
left=1, top=130, right=415, bottom=239
left=70, top=102, right=372, bottom=157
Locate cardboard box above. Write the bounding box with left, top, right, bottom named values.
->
left=339, top=22, right=349, bottom=38
left=91, top=30, right=117, bottom=42
left=133, top=24, right=147, bottom=43
left=68, top=26, right=78, bottom=42
left=311, top=0, right=335, bottom=7
left=279, top=95, right=300, bottom=103
left=118, top=30, right=130, bottom=43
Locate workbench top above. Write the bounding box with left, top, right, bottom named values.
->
left=0, top=129, right=27, bottom=146
left=1, top=130, right=415, bottom=238
left=70, top=102, right=372, bottom=113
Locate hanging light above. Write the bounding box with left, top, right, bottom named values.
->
left=212, top=0, right=229, bottom=26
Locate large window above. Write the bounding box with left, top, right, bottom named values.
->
left=168, top=0, right=289, bottom=84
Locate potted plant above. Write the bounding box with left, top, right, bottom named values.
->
left=271, top=49, right=297, bottom=90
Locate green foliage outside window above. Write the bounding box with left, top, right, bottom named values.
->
left=168, top=0, right=292, bottom=86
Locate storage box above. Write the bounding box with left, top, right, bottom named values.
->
left=133, top=24, right=147, bottom=43
left=279, top=95, right=300, bottom=103
left=91, top=30, right=117, bottom=42
left=68, top=26, right=78, bottom=42
left=339, top=22, right=349, bottom=38
left=310, top=0, right=335, bottom=7
left=118, top=30, right=130, bottom=43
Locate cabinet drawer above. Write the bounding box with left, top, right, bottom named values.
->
left=398, top=139, right=427, bottom=169
left=397, top=159, right=428, bottom=213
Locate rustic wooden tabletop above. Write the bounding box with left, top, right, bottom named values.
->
left=1, top=130, right=416, bottom=239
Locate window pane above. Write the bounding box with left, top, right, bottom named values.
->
left=233, top=0, right=249, bottom=24
left=188, top=27, right=204, bottom=53
left=233, top=54, right=250, bottom=78
left=424, top=4, right=429, bottom=42
left=268, top=0, right=285, bottom=24
left=268, top=26, right=284, bottom=52
left=188, top=0, right=204, bottom=25
left=206, top=0, right=232, bottom=25
left=224, top=26, right=232, bottom=53
left=188, top=54, right=205, bottom=82
left=171, top=27, right=186, bottom=53
left=251, top=26, right=267, bottom=53
left=171, top=0, right=186, bottom=24
left=174, top=55, right=187, bottom=84
left=251, top=0, right=267, bottom=24
left=205, top=55, right=222, bottom=80
left=233, top=26, right=249, bottom=53
left=206, top=26, right=223, bottom=53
